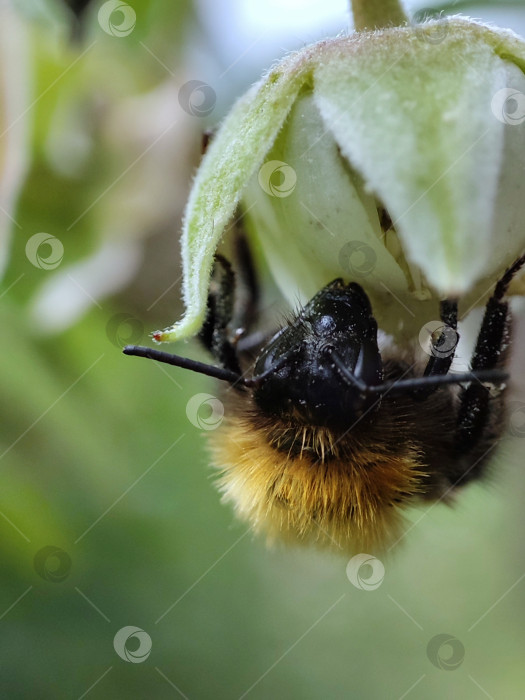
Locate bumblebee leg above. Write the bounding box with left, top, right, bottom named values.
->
left=423, top=299, right=459, bottom=377
left=230, top=226, right=260, bottom=340
left=198, top=255, right=242, bottom=375
left=413, top=299, right=458, bottom=399
left=454, top=253, right=525, bottom=457
left=199, top=221, right=261, bottom=375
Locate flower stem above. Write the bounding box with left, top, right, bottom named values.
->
left=351, top=0, right=408, bottom=31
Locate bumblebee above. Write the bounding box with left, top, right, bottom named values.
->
left=124, top=240, right=525, bottom=552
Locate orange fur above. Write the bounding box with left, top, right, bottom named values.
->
left=209, top=395, right=428, bottom=553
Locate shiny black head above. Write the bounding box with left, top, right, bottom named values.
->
left=124, top=275, right=508, bottom=417
left=252, top=280, right=383, bottom=428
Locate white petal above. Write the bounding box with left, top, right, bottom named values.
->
left=314, top=20, right=525, bottom=297
left=242, top=91, right=409, bottom=311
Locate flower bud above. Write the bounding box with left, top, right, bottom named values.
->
left=155, top=16, right=525, bottom=343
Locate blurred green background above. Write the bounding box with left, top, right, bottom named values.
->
left=2, top=1, right=525, bottom=698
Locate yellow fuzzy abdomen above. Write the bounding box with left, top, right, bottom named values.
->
left=210, top=413, right=427, bottom=553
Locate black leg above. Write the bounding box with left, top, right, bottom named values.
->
left=412, top=299, right=459, bottom=400
left=198, top=255, right=242, bottom=375
left=198, top=229, right=261, bottom=375
left=229, top=226, right=260, bottom=342
left=423, top=299, right=459, bottom=378
left=454, top=253, right=525, bottom=455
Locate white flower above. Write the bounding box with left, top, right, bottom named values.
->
left=154, top=14, right=525, bottom=344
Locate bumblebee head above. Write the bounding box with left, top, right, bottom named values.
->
left=250, top=280, right=383, bottom=428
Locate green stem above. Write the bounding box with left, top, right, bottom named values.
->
left=351, top=0, right=408, bottom=31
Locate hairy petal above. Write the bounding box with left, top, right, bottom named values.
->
left=154, top=51, right=316, bottom=342
left=314, top=20, right=525, bottom=297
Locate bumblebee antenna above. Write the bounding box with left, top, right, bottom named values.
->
left=330, top=350, right=508, bottom=395
left=368, top=369, right=509, bottom=395
left=123, top=345, right=247, bottom=386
